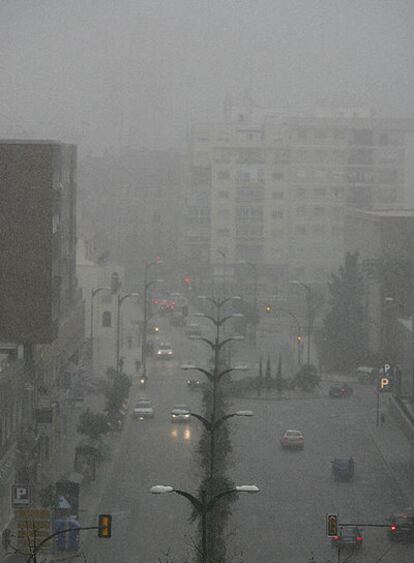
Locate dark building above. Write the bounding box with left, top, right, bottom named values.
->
left=0, top=141, right=77, bottom=343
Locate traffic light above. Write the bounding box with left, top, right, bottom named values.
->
left=326, top=513, right=338, bottom=537
left=265, top=304, right=272, bottom=313
left=98, top=514, right=112, bottom=538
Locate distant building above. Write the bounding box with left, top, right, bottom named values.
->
left=185, top=99, right=414, bottom=295
left=345, top=208, right=414, bottom=392
left=77, top=149, right=186, bottom=289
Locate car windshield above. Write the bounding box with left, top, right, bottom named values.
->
left=159, top=343, right=171, bottom=349
left=136, top=401, right=151, bottom=408
left=174, top=405, right=189, bottom=410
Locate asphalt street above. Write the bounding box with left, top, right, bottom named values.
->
left=82, top=315, right=414, bottom=563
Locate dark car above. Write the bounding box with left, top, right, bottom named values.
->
left=331, top=457, right=355, bottom=481
left=329, top=383, right=353, bottom=398
left=187, top=378, right=201, bottom=390
left=386, top=512, right=414, bottom=542
left=331, top=526, right=363, bottom=549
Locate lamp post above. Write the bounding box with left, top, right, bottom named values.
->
left=150, top=484, right=259, bottom=563
left=90, top=287, right=110, bottom=375
left=238, top=261, right=258, bottom=345
left=116, top=293, right=139, bottom=373
left=216, top=249, right=227, bottom=297
left=141, top=259, right=163, bottom=379
left=291, top=281, right=312, bottom=365
left=182, top=299, right=247, bottom=479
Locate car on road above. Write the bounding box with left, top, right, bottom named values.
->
left=331, top=457, right=355, bottom=481
left=171, top=404, right=191, bottom=422
left=280, top=429, right=304, bottom=449
left=133, top=400, right=154, bottom=420
left=155, top=342, right=174, bottom=359
left=331, top=526, right=363, bottom=549
left=329, top=383, right=353, bottom=398
left=386, top=512, right=414, bottom=542
left=185, top=324, right=202, bottom=338
left=187, top=378, right=202, bottom=390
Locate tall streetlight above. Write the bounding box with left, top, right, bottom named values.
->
left=150, top=484, right=259, bottom=563
left=238, top=261, right=258, bottom=345
left=291, top=281, right=312, bottom=366
left=141, top=258, right=163, bottom=379
left=182, top=298, right=247, bottom=478
left=216, top=249, right=227, bottom=297
left=116, top=293, right=139, bottom=373
left=90, top=287, right=110, bottom=375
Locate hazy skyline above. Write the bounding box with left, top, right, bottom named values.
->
left=1, top=0, right=413, bottom=154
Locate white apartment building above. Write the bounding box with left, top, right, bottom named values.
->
left=185, top=101, right=414, bottom=292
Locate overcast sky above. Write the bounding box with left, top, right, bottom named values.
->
left=0, top=0, right=413, bottom=154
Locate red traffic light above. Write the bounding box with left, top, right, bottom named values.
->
left=184, top=275, right=193, bottom=285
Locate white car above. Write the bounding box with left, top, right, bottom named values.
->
left=280, top=429, right=304, bottom=449
left=133, top=400, right=154, bottom=420
left=155, top=342, right=174, bottom=359
left=171, top=404, right=191, bottom=422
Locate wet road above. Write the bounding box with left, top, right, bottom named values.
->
left=83, top=318, right=414, bottom=562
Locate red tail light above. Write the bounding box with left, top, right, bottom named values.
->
left=332, top=535, right=340, bottom=541
left=390, top=524, right=397, bottom=532
left=356, top=536, right=363, bottom=542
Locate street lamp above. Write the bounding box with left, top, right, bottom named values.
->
left=116, top=293, right=139, bottom=373
left=141, top=258, right=163, bottom=379
left=291, top=280, right=312, bottom=365
left=237, top=261, right=258, bottom=345
left=216, top=249, right=227, bottom=296
left=150, top=484, right=259, bottom=563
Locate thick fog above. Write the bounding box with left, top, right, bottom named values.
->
left=0, top=0, right=413, bottom=153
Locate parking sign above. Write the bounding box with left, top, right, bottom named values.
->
left=12, top=484, right=31, bottom=508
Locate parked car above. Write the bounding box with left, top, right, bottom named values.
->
left=185, top=324, right=202, bottom=338
left=280, top=429, right=304, bottom=449
left=133, top=400, right=154, bottom=420
left=329, top=383, right=353, bottom=398
left=331, top=526, right=363, bottom=549
left=331, top=457, right=355, bottom=481
left=171, top=404, right=191, bottom=422
left=386, top=512, right=414, bottom=542
left=155, top=342, right=174, bottom=359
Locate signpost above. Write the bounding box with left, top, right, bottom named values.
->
left=11, top=485, right=31, bottom=509
left=376, top=363, right=394, bottom=426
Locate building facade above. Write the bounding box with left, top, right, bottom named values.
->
left=184, top=103, right=414, bottom=294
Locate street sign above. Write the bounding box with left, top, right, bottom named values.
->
left=11, top=485, right=31, bottom=508
left=15, top=508, right=51, bottom=553
left=379, top=363, right=393, bottom=392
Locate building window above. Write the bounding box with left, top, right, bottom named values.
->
left=272, top=191, right=284, bottom=200
left=296, top=188, right=306, bottom=198
left=272, top=171, right=284, bottom=181
left=218, top=191, right=229, bottom=198
left=102, top=311, right=112, bottom=327
left=272, top=210, right=284, bottom=219
left=217, top=170, right=230, bottom=180
left=313, top=206, right=325, bottom=217
left=216, top=228, right=230, bottom=237
left=296, top=225, right=307, bottom=235
left=296, top=206, right=306, bottom=216
left=314, top=188, right=326, bottom=198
